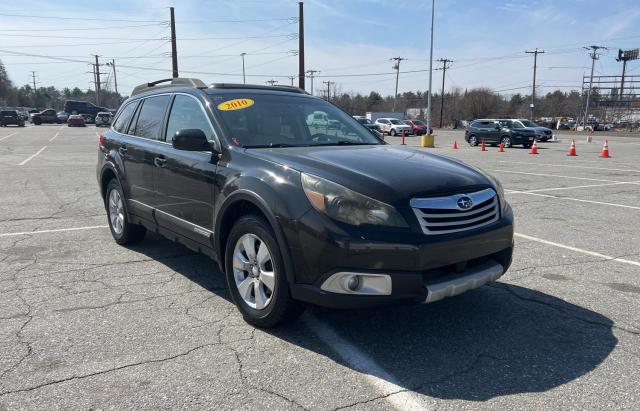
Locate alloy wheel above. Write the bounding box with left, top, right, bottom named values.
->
left=232, top=233, right=276, bottom=310
left=108, top=189, right=125, bottom=235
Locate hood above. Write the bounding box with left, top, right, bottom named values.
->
left=246, top=145, right=493, bottom=207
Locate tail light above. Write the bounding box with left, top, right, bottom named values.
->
left=98, top=134, right=105, bottom=147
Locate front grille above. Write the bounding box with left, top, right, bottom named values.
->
left=410, top=188, right=499, bottom=235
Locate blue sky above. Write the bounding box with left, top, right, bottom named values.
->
left=1, top=0, right=639, bottom=97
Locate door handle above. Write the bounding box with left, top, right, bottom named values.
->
left=118, top=146, right=128, bottom=156
left=154, top=156, right=167, bottom=168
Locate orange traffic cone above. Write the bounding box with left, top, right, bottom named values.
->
left=480, top=140, right=487, bottom=151
left=401, top=129, right=406, bottom=145
left=498, top=143, right=505, bottom=152
left=529, top=140, right=539, bottom=154
left=452, top=140, right=458, bottom=149
left=600, top=139, right=611, bottom=158
left=567, top=139, right=577, bottom=156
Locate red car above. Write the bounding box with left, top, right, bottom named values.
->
left=404, top=120, right=429, bottom=135
left=67, top=114, right=86, bottom=127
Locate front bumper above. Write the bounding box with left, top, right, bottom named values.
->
left=285, top=206, right=514, bottom=308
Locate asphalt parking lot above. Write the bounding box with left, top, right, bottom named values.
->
left=1, top=124, right=639, bottom=410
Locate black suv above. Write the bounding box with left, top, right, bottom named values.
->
left=0, top=110, right=25, bottom=127
left=465, top=119, right=535, bottom=148
left=98, top=78, right=514, bottom=327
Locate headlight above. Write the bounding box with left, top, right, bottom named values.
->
left=301, top=173, right=407, bottom=227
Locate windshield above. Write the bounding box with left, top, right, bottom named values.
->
left=389, top=119, right=402, bottom=125
left=520, top=119, right=538, bottom=127
left=412, top=120, right=425, bottom=126
left=210, top=93, right=382, bottom=148
left=356, top=118, right=372, bottom=125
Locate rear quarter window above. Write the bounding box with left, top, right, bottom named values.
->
left=112, top=101, right=138, bottom=134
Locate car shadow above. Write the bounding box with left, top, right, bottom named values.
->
left=129, top=233, right=616, bottom=402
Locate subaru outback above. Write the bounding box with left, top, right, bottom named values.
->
left=97, top=78, right=514, bottom=327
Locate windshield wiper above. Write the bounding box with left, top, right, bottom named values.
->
left=314, top=141, right=374, bottom=146
left=243, top=143, right=306, bottom=148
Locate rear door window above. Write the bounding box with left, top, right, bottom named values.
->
left=131, top=95, right=171, bottom=140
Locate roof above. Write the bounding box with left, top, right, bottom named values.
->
left=131, top=78, right=309, bottom=97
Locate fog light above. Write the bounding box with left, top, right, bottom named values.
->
left=320, top=272, right=392, bottom=295
left=346, top=275, right=360, bottom=291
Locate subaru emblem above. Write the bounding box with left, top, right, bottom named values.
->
left=457, top=196, right=473, bottom=210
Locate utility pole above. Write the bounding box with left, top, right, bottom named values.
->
left=525, top=48, right=544, bottom=120
left=106, top=59, right=118, bottom=96
left=240, top=53, right=247, bottom=84
left=94, top=55, right=101, bottom=106
left=288, top=76, right=297, bottom=86
left=323, top=81, right=334, bottom=101
left=435, top=58, right=452, bottom=128
left=306, top=70, right=319, bottom=96
left=30, top=71, right=37, bottom=92
left=298, top=2, right=305, bottom=90
left=583, top=45, right=605, bottom=128
left=425, top=0, right=435, bottom=137
left=170, top=6, right=178, bottom=78
left=391, top=57, right=405, bottom=111
left=266, top=79, right=278, bottom=86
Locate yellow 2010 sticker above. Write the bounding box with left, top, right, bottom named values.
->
left=217, top=98, right=254, bottom=111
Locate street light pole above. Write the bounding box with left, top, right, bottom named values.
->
left=425, top=0, right=435, bottom=136
left=240, top=53, right=246, bottom=84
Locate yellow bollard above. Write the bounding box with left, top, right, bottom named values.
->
left=421, top=134, right=435, bottom=148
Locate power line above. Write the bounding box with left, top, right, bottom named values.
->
left=0, top=12, right=166, bottom=23
left=0, top=23, right=167, bottom=32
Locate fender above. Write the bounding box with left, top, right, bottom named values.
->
left=215, top=186, right=301, bottom=286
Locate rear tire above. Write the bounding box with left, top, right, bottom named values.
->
left=225, top=215, right=305, bottom=328
left=523, top=142, right=532, bottom=149
left=105, top=179, right=146, bottom=245
left=501, top=136, right=512, bottom=148
left=390, top=129, right=397, bottom=136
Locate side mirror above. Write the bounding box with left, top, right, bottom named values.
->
left=172, top=129, right=211, bottom=151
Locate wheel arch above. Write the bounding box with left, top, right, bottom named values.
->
left=215, top=190, right=296, bottom=285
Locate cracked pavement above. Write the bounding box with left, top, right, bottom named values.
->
left=1, top=125, right=639, bottom=409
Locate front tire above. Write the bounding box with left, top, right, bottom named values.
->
left=105, top=179, right=146, bottom=245
left=468, top=135, right=478, bottom=146
left=225, top=215, right=305, bottom=328
left=501, top=136, right=512, bottom=148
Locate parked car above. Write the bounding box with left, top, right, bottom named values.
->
left=465, top=119, right=535, bottom=148
left=404, top=119, right=430, bottom=135
left=30, top=109, right=62, bottom=125
left=18, top=111, right=30, bottom=121
left=97, top=78, right=513, bottom=327
left=81, top=114, right=94, bottom=124
left=375, top=117, right=412, bottom=136
left=57, top=111, right=70, bottom=122
left=67, top=114, right=86, bottom=127
left=95, top=112, right=113, bottom=127
left=517, top=119, right=554, bottom=141
left=64, top=100, right=110, bottom=118
left=0, top=110, right=25, bottom=127
left=353, top=116, right=381, bottom=133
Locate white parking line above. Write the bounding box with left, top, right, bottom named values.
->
left=515, top=233, right=640, bottom=267
left=0, top=225, right=108, bottom=238
left=506, top=190, right=640, bottom=210
left=490, top=169, right=640, bottom=184
left=49, top=131, right=60, bottom=142
left=0, top=132, right=17, bottom=142
left=18, top=146, right=47, bottom=166
left=517, top=181, right=640, bottom=193
left=304, top=317, right=431, bottom=411
left=498, top=160, right=640, bottom=173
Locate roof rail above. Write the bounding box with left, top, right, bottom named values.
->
left=131, top=78, right=207, bottom=96
left=209, top=83, right=309, bottom=95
